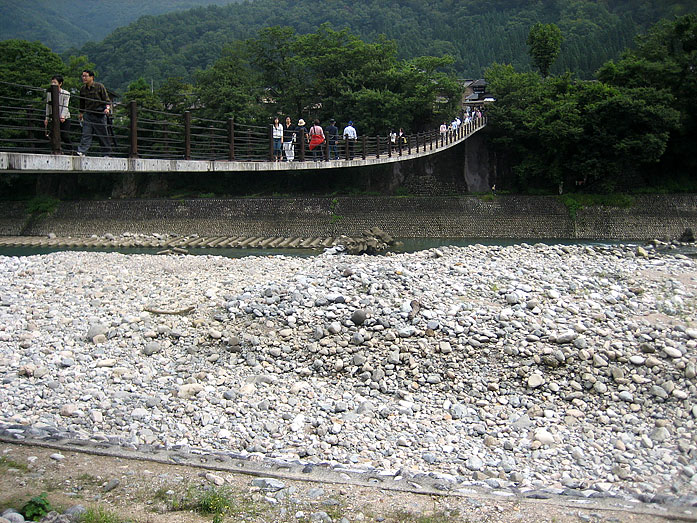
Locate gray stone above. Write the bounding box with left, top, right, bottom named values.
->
left=528, top=373, right=545, bottom=388
left=252, top=478, right=285, bottom=491
left=103, top=479, right=120, bottom=492
left=465, top=455, right=484, bottom=471
left=142, top=341, right=161, bottom=356
left=86, top=324, right=107, bottom=340
left=350, top=309, right=367, bottom=326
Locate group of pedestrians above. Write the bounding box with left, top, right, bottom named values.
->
left=44, top=69, right=114, bottom=156
left=271, top=117, right=357, bottom=162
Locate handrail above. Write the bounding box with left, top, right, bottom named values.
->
left=0, top=80, right=486, bottom=162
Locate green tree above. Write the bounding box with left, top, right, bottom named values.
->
left=527, top=22, right=563, bottom=76
left=0, top=39, right=66, bottom=96
left=123, top=77, right=162, bottom=110
left=64, top=55, right=95, bottom=92
left=597, top=14, right=697, bottom=177
left=194, top=44, right=265, bottom=124
left=485, top=62, right=679, bottom=192
left=245, top=25, right=462, bottom=134
left=157, top=77, right=195, bottom=113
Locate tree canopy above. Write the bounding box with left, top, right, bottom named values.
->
left=485, top=16, right=691, bottom=193
left=527, top=23, right=563, bottom=77
left=597, top=14, right=697, bottom=175
left=62, top=0, right=697, bottom=92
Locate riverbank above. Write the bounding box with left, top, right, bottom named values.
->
left=1, top=242, right=696, bottom=517
left=1, top=194, right=696, bottom=241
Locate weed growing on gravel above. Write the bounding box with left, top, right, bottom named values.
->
left=386, top=509, right=464, bottom=522
left=21, top=492, right=53, bottom=521
left=79, top=506, right=127, bottom=523
left=163, top=485, right=266, bottom=522
left=0, top=456, right=28, bottom=471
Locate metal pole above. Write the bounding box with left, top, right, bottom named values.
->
left=183, top=111, right=191, bottom=160
left=128, top=100, right=138, bottom=158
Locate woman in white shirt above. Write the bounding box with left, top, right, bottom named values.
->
left=272, top=116, right=284, bottom=161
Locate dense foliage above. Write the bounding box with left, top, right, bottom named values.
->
left=597, top=14, right=697, bottom=178
left=485, top=15, right=695, bottom=193
left=527, top=23, right=563, bottom=77
left=65, top=0, right=697, bottom=92
left=123, top=25, right=461, bottom=135
left=0, top=0, right=235, bottom=52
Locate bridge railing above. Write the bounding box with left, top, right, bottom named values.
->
left=0, top=81, right=486, bottom=162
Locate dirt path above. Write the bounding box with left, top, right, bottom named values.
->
left=1, top=441, right=692, bottom=523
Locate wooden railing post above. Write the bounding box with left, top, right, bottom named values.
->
left=183, top=111, right=191, bottom=160
left=376, top=136, right=380, bottom=159
left=247, top=128, right=252, bottom=159
left=407, top=135, right=411, bottom=155
left=361, top=136, right=366, bottom=159
left=388, top=135, right=392, bottom=157
left=128, top=100, right=138, bottom=158
left=49, top=84, right=61, bottom=155
left=268, top=124, right=274, bottom=161
left=228, top=119, right=235, bottom=160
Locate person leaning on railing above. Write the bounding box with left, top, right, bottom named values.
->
left=44, top=75, right=73, bottom=154
left=76, top=69, right=112, bottom=157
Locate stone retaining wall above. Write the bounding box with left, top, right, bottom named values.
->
left=0, top=195, right=695, bottom=240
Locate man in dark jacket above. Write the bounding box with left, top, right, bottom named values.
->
left=77, top=70, right=112, bottom=156
left=326, top=118, right=339, bottom=160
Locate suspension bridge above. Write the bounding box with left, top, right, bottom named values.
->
left=0, top=82, right=487, bottom=174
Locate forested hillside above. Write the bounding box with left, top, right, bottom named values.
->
left=69, top=0, right=697, bottom=92
left=0, top=0, right=236, bottom=52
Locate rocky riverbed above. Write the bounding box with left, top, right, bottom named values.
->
left=1, top=243, right=696, bottom=509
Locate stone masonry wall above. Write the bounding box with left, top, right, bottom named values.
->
left=0, top=195, right=694, bottom=241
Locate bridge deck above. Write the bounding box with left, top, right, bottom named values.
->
left=0, top=122, right=485, bottom=174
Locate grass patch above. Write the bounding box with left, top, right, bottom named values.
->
left=329, top=197, right=343, bottom=223
left=0, top=456, right=29, bottom=472
left=25, top=195, right=60, bottom=215
left=164, top=485, right=266, bottom=522
left=386, top=508, right=464, bottom=522
left=78, top=506, right=127, bottom=523
left=559, top=193, right=635, bottom=220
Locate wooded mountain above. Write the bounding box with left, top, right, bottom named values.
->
left=69, top=0, right=696, bottom=93
left=0, top=0, right=235, bottom=52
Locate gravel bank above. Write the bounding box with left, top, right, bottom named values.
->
left=1, top=243, right=696, bottom=508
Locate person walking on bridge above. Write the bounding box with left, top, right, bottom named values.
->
left=326, top=119, right=339, bottom=160
left=342, top=120, right=357, bottom=160
left=308, top=119, right=325, bottom=162
left=77, top=69, right=112, bottom=157
left=271, top=116, right=283, bottom=161
left=283, top=116, right=296, bottom=161
left=44, top=75, right=73, bottom=154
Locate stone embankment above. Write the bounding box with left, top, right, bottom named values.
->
left=1, top=242, right=696, bottom=517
